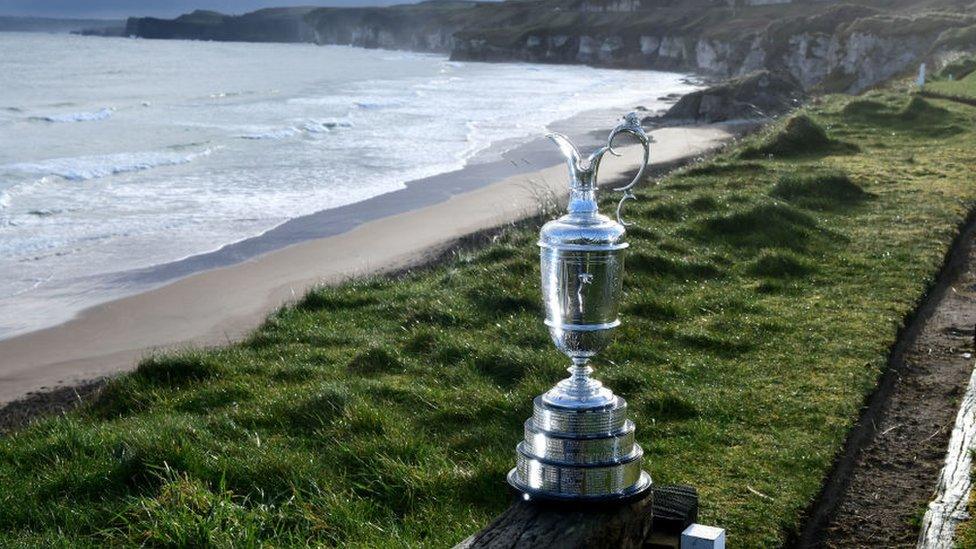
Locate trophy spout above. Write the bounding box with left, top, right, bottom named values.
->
left=546, top=132, right=584, bottom=182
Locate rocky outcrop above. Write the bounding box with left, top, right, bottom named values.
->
left=74, top=26, right=126, bottom=37
left=125, top=8, right=317, bottom=43
left=651, top=70, right=803, bottom=123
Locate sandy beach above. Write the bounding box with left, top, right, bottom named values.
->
left=0, top=124, right=736, bottom=406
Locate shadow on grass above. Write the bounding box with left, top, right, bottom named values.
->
left=270, top=365, right=321, bottom=383
left=689, top=196, right=719, bottom=212
left=770, top=171, right=871, bottom=211
left=274, top=387, right=350, bottom=432
left=629, top=252, right=724, bottom=280
left=347, top=345, right=405, bottom=376
left=841, top=95, right=967, bottom=137
left=176, top=385, right=253, bottom=413
left=625, top=224, right=659, bottom=241
left=86, top=352, right=226, bottom=419
left=465, top=283, right=540, bottom=318
left=136, top=352, right=223, bottom=386
left=696, top=203, right=821, bottom=251
left=402, top=301, right=469, bottom=328
left=675, top=329, right=755, bottom=358
left=472, top=349, right=539, bottom=389
left=642, top=393, right=699, bottom=422
left=602, top=370, right=650, bottom=396
left=624, top=298, right=680, bottom=321
left=680, top=161, right=768, bottom=177
left=298, top=291, right=379, bottom=313
left=747, top=249, right=816, bottom=279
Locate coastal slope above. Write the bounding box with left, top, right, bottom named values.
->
left=1, top=89, right=975, bottom=546
left=0, top=126, right=733, bottom=406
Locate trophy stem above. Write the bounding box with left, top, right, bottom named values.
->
left=569, top=358, right=592, bottom=384
left=542, top=357, right=615, bottom=409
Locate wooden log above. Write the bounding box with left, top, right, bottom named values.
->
left=456, top=485, right=697, bottom=549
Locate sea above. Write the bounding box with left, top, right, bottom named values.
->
left=0, top=32, right=698, bottom=339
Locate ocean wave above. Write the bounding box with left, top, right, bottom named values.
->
left=5, top=148, right=213, bottom=182
left=208, top=90, right=257, bottom=100
left=37, top=107, right=113, bottom=123
left=239, top=127, right=300, bottom=140
left=27, top=208, right=63, bottom=217
left=353, top=100, right=401, bottom=110
left=301, top=119, right=353, bottom=133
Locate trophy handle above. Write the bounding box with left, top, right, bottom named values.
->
left=546, top=113, right=651, bottom=225
left=603, top=113, right=651, bottom=226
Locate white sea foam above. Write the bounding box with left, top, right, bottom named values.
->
left=301, top=119, right=353, bottom=133
left=5, top=148, right=213, bottom=181
left=39, top=107, right=113, bottom=122
left=239, top=127, right=300, bottom=140
left=0, top=34, right=700, bottom=339
left=353, top=100, right=402, bottom=110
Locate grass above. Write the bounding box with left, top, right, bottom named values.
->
left=770, top=171, right=870, bottom=211
left=935, top=55, right=976, bottom=82
left=957, top=466, right=976, bottom=547
left=928, top=70, right=976, bottom=102
left=1, top=91, right=976, bottom=547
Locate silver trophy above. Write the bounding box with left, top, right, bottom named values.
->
left=507, top=113, right=652, bottom=502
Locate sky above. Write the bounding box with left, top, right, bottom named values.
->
left=0, top=0, right=421, bottom=19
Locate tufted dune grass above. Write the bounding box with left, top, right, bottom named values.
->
left=1, top=91, right=976, bottom=547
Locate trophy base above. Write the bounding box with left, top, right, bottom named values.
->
left=507, top=394, right=651, bottom=502
left=507, top=469, right=652, bottom=505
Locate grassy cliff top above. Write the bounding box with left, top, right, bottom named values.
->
left=1, top=89, right=975, bottom=546
left=303, top=0, right=976, bottom=46
left=928, top=54, right=976, bottom=100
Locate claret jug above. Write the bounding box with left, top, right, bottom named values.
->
left=507, top=113, right=653, bottom=501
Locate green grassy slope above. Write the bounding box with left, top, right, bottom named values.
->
left=929, top=71, right=976, bottom=101
left=1, top=90, right=975, bottom=547
left=958, top=495, right=976, bottom=547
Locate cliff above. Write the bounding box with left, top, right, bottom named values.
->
left=125, top=8, right=317, bottom=43
left=0, top=16, right=123, bottom=34
left=442, top=0, right=976, bottom=92
left=125, top=0, right=976, bottom=93
left=304, top=0, right=482, bottom=53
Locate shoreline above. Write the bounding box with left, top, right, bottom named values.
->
left=107, top=105, right=664, bottom=292
left=0, top=81, right=700, bottom=341
left=0, top=122, right=742, bottom=409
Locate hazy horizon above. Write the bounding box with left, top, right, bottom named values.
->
left=0, top=0, right=427, bottom=19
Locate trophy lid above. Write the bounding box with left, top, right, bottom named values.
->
left=540, top=113, right=650, bottom=252
left=538, top=212, right=627, bottom=251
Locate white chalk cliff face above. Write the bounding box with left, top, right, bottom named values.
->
left=446, top=22, right=973, bottom=93
left=124, top=1, right=976, bottom=94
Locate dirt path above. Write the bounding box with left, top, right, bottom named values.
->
left=793, top=213, right=976, bottom=547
